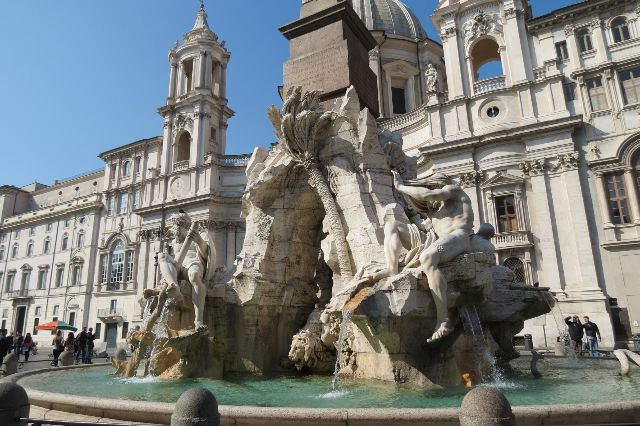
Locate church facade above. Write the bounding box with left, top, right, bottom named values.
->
left=0, top=5, right=247, bottom=348
left=1, top=0, right=640, bottom=350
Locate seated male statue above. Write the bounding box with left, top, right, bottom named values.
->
left=386, top=170, right=475, bottom=343
left=157, top=211, right=214, bottom=331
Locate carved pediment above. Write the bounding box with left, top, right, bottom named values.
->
left=480, top=172, right=524, bottom=189
left=463, top=11, right=503, bottom=45
left=383, top=60, right=420, bottom=78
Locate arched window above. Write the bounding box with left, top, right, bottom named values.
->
left=70, top=259, right=83, bottom=286
left=471, top=38, right=504, bottom=81
left=61, top=234, right=69, bottom=251
left=11, top=244, right=19, bottom=259
left=26, top=241, right=34, bottom=257
left=634, top=151, right=640, bottom=194
left=175, top=132, right=191, bottom=163
left=611, top=17, right=631, bottom=43
left=577, top=29, right=593, bottom=52
left=110, top=240, right=125, bottom=284
left=76, top=232, right=85, bottom=248
left=43, top=238, right=51, bottom=254
left=504, top=257, right=526, bottom=284
left=122, top=161, right=132, bottom=177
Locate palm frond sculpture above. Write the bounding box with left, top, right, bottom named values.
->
left=268, top=87, right=353, bottom=282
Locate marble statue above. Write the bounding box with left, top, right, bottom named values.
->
left=389, top=170, right=475, bottom=342
left=157, top=211, right=215, bottom=331
left=425, top=63, right=438, bottom=93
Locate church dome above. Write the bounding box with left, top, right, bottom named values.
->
left=352, top=0, right=427, bottom=40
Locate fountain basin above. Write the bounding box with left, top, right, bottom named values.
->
left=4, top=358, right=640, bottom=425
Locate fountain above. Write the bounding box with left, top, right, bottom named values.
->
left=4, top=84, right=640, bottom=426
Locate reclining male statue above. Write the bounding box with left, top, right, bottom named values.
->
left=378, top=171, right=492, bottom=343
left=156, top=211, right=215, bottom=331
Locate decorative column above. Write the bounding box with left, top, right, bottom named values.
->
left=198, top=51, right=207, bottom=89
left=384, top=71, right=393, bottom=116
left=406, top=75, right=416, bottom=111
left=167, top=62, right=178, bottom=102
left=624, top=169, right=640, bottom=223
left=220, top=64, right=227, bottom=99
left=503, top=7, right=531, bottom=83
left=590, top=18, right=610, bottom=62
left=514, top=187, right=527, bottom=231
left=225, top=223, right=237, bottom=268
left=594, top=173, right=613, bottom=227
left=369, top=48, right=385, bottom=118
left=441, top=28, right=466, bottom=98
left=564, top=25, right=582, bottom=72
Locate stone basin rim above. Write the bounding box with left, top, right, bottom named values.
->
left=4, top=364, right=640, bottom=425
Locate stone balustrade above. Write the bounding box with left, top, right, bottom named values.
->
left=379, top=106, right=428, bottom=132
left=474, top=76, right=506, bottom=94
left=97, top=308, right=126, bottom=320
left=492, top=231, right=533, bottom=249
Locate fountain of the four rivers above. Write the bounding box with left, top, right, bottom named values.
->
left=5, top=1, right=640, bottom=424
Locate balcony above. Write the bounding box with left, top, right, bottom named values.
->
left=215, top=154, right=250, bottom=167
left=173, top=160, right=190, bottom=172
left=474, top=76, right=506, bottom=95
left=6, top=289, right=34, bottom=300
left=492, top=231, right=533, bottom=250
left=97, top=308, right=126, bottom=321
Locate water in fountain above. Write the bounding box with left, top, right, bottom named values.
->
left=541, top=292, right=583, bottom=367
left=331, top=311, right=352, bottom=391
left=459, top=304, right=486, bottom=343
left=141, top=298, right=153, bottom=331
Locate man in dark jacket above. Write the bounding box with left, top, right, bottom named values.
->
left=583, top=316, right=601, bottom=357
left=76, top=327, right=88, bottom=364
left=0, top=329, right=12, bottom=361
left=86, top=328, right=95, bottom=364
left=565, top=315, right=584, bottom=356
left=13, top=331, right=23, bottom=359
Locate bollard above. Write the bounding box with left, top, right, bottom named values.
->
left=0, top=382, right=30, bottom=426
left=459, top=387, right=515, bottom=426
left=59, top=351, right=75, bottom=367
left=2, top=353, right=18, bottom=376
left=171, top=387, right=219, bottom=426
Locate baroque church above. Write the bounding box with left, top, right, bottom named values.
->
left=1, top=0, right=640, bottom=350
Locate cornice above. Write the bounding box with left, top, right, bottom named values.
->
left=0, top=199, right=104, bottom=229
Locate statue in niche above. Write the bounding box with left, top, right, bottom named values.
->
left=157, top=210, right=215, bottom=331
left=425, top=63, right=439, bottom=94
left=372, top=171, right=494, bottom=343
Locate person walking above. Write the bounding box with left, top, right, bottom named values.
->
left=21, top=333, right=35, bottom=362
left=565, top=315, right=585, bottom=356
left=0, top=329, right=12, bottom=361
left=76, top=327, right=88, bottom=364
left=582, top=315, right=602, bottom=357
left=86, top=328, right=95, bottom=364
left=51, top=330, right=64, bottom=366
left=13, top=331, right=23, bottom=359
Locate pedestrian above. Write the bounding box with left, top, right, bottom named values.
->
left=51, top=330, right=64, bottom=366
left=565, top=315, right=585, bottom=356
left=0, top=329, right=12, bottom=361
left=76, top=327, right=88, bottom=364
left=13, top=331, right=23, bottom=359
left=86, top=327, right=95, bottom=364
left=64, top=332, right=75, bottom=354
left=21, top=333, right=35, bottom=362
left=583, top=315, right=602, bottom=357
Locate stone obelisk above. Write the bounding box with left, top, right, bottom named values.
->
left=280, top=0, right=379, bottom=117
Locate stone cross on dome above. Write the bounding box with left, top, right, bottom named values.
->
left=192, top=0, right=211, bottom=31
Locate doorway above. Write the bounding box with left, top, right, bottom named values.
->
left=15, top=306, right=26, bottom=335
left=106, top=323, right=118, bottom=349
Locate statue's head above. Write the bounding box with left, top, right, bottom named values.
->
left=423, top=172, right=452, bottom=189
left=168, top=211, right=192, bottom=242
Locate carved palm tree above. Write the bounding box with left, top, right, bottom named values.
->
left=268, top=87, right=353, bottom=282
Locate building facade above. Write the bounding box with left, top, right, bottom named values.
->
left=0, top=5, right=248, bottom=349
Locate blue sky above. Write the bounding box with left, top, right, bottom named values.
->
left=0, top=0, right=576, bottom=187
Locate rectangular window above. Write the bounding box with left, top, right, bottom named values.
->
left=5, top=274, right=14, bottom=292
left=126, top=251, right=135, bottom=282
left=1, top=309, right=7, bottom=318
left=55, top=268, right=64, bottom=287
left=11, top=245, right=18, bottom=259
left=15, top=230, right=20, bottom=238
left=0, top=233, right=4, bottom=242
left=586, top=77, right=608, bottom=112
left=29, top=227, right=36, bottom=236
left=605, top=173, right=631, bottom=224
left=72, top=265, right=82, bottom=286
left=0, top=248, right=3, bottom=261
left=76, top=233, right=85, bottom=248
left=100, top=255, right=109, bottom=283
left=122, top=322, right=129, bottom=339
left=43, top=239, right=51, bottom=254
left=95, top=323, right=102, bottom=341
left=555, top=41, right=569, bottom=60
left=64, top=218, right=70, bottom=228
left=68, top=312, right=75, bottom=327
left=20, top=272, right=30, bottom=293
left=46, top=223, right=53, bottom=232
left=132, top=190, right=140, bottom=210
left=118, top=192, right=129, bottom=215
left=107, top=196, right=114, bottom=216
left=35, top=306, right=41, bottom=316
left=53, top=305, right=59, bottom=316
left=110, top=299, right=117, bottom=313
left=37, top=270, right=47, bottom=290
left=62, top=236, right=68, bottom=251
left=33, top=317, right=39, bottom=335
left=110, top=164, right=117, bottom=180
left=495, top=195, right=518, bottom=233
left=111, top=252, right=124, bottom=283
left=134, top=157, right=141, bottom=174
left=391, top=87, right=407, bottom=115
left=619, top=68, right=640, bottom=105
left=563, top=82, right=577, bottom=102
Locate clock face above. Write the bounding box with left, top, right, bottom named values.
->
left=170, top=176, right=187, bottom=196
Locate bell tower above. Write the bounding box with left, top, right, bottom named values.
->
left=158, top=2, right=234, bottom=178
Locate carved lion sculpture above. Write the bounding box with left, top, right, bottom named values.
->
left=289, top=329, right=335, bottom=372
